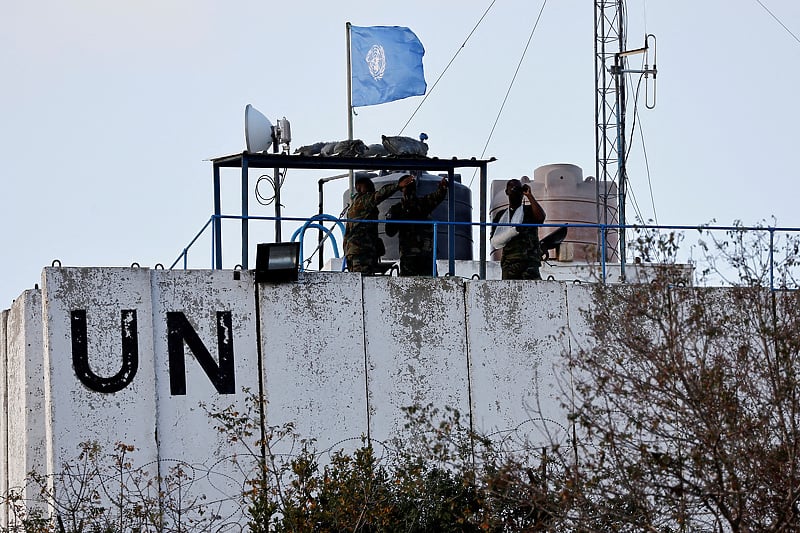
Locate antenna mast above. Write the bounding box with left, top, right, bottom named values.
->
left=594, top=0, right=625, bottom=272
left=594, top=1, right=656, bottom=280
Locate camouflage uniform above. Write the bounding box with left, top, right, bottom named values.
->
left=491, top=205, right=544, bottom=280
left=385, top=184, right=448, bottom=276
left=343, top=182, right=400, bottom=274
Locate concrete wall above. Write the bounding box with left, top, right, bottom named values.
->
left=40, top=267, right=262, bottom=525
left=151, top=268, right=260, bottom=524
left=2, top=267, right=592, bottom=525
left=0, top=309, right=7, bottom=528
left=42, top=268, right=159, bottom=482
left=260, top=272, right=370, bottom=454
left=467, top=281, right=570, bottom=445
left=6, top=290, right=45, bottom=508
left=365, top=276, right=471, bottom=445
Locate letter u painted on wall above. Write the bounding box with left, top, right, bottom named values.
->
left=70, top=309, right=235, bottom=395
left=71, top=309, right=138, bottom=393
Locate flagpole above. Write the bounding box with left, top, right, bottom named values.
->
left=345, top=22, right=355, bottom=196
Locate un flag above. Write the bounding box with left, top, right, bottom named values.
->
left=350, top=25, right=427, bottom=107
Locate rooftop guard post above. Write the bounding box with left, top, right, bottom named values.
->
left=209, top=152, right=495, bottom=278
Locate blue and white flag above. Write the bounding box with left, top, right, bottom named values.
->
left=350, top=25, right=427, bottom=107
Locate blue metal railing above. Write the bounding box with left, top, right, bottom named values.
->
left=169, top=214, right=800, bottom=290
left=169, top=216, right=216, bottom=270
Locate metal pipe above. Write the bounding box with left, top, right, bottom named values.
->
left=615, top=52, right=627, bottom=281
left=479, top=163, right=487, bottom=279
left=345, top=22, right=355, bottom=199
left=273, top=137, right=281, bottom=242
left=432, top=221, right=439, bottom=277
left=447, top=169, right=456, bottom=275
left=318, top=179, right=325, bottom=270
left=317, top=171, right=370, bottom=270
left=213, top=164, right=222, bottom=269
left=770, top=228, right=775, bottom=291
left=241, top=157, right=249, bottom=269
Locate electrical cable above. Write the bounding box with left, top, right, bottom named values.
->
left=398, top=0, right=498, bottom=136
left=621, top=0, right=628, bottom=50
left=255, top=168, right=289, bottom=207
left=255, top=174, right=277, bottom=206
left=468, top=0, right=548, bottom=188
left=624, top=56, right=659, bottom=226
left=623, top=0, right=659, bottom=226
left=623, top=73, right=647, bottom=225
left=754, top=0, right=800, bottom=45
left=643, top=0, right=648, bottom=35
left=638, top=124, right=658, bottom=226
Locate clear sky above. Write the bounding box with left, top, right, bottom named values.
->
left=1, top=0, right=799, bottom=306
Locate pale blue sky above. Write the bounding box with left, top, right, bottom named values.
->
left=1, top=0, right=798, bottom=305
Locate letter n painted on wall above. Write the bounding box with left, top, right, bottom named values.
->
left=166, top=311, right=235, bottom=395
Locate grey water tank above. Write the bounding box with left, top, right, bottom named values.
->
left=342, top=171, right=473, bottom=261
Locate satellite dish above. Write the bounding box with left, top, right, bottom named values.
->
left=245, top=104, right=274, bottom=153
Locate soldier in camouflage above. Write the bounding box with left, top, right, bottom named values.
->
left=385, top=177, right=448, bottom=276
left=344, top=174, right=415, bottom=274
left=490, top=178, right=546, bottom=280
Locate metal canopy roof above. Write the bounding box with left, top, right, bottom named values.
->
left=210, top=151, right=494, bottom=170
left=209, top=151, right=496, bottom=278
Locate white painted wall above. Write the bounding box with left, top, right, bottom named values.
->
left=259, top=272, right=369, bottom=455
left=562, top=283, right=595, bottom=436
left=3, top=267, right=607, bottom=526
left=150, top=268, right=259, bottom=525
left=41, top=268, right=159, bottom=507
left=6, top=289, right=44, bottom=507
left=364, top=276, right=471, bottom=446
left=0, top=309, right=7, bottom=528
left=466, top=281, right=571, bottom=447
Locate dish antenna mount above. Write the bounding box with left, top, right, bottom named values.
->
left=244, top=104, right=292, bottom=241
left=244, top=104, right=291, bottom=153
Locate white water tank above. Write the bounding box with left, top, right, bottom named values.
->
left=489, top=163, right=618, bottom=262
